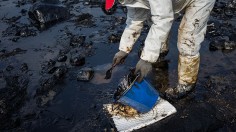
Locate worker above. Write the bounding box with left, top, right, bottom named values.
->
left=109, top=0, right=216, bottom=99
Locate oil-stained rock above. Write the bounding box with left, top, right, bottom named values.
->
left=209, top=39, right=236, bottom=52
left=53, top=66, right=68, bottom=79
left=15, top=26, right=37, bottom=37
left=47, top=66, right=58, bottom=74
left=206, top=21, right=221, bottom=38
left=20, top=63, right=28, bottom=72
left=70, top=35, right=86, bottom=47
left=57, top=55, right=67, bottom=62
left=224, top=41, right=236, bottom=51
left=75, top=13, right=94, bottom=27
left=77, top=67, right=94, bottom=81
left=70, top=56, right=85, bottom=66
left=37, top=65, right=67, bottom=106
left=28, top=0, right=70, bottom=30
left=0, top=48, right=27, bottom=59
left=108, top=33, right=121, bottom=43
left=2, top=23, right=37, bottom=41
left=47, top=59, right=56, bottom=67
left=0, top=64, right=29, bottom=129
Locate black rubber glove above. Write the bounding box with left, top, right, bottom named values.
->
left=134, top=59, right=152, bottom=82
left=112, top=51, right=128, bottom=66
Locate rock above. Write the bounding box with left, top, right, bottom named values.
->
left=224, top=8, right=234, bottom=18
left=20, top=9, right=27, bottom=16
left=47, top=59, right=56, bottom=67
left=108, top=34, right=121, bottom=43
left=77, top=67, right=94, bottom=81
left=0, top=48, right=27, bottom=59
left=28, top=1, right=70, bottom=30
left=224, top=41, right=236, bottom=50
left=206, top=21, right=221, bottom=38
left=6, top=65, right=14, bottom=71
left=209, top=39, right=225, bottom=51
left=209, top=39, right=236, bottom=51
left=20, top=63, right=28, bottom=72
left=15, top=26, right=37, bottom=37
left=47, top=66, right=58, bottom=74
left=57, top=55, right=67, bottom=62
left=75, top=13, right=94, bottom=27
left=11, top=37, right=20, bottom=42
left=53, top=66, right=67, bottom=79
left=70, top=56, right=85, bottom=66
left=70, top=35, right=86, bottom=47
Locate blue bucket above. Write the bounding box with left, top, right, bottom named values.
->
left=117, top=78, right=160, bottom=113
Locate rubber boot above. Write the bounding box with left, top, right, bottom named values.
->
left=165, top=54, right=200, bottom=99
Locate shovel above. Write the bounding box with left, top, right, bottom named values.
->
left=104, top=64, right=116, bottom=79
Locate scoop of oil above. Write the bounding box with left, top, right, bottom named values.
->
left=109, top=103, right=139, bottom=118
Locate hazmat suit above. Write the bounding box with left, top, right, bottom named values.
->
left=111, top=0, right=216, bottom=99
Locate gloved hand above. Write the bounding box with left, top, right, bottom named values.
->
left=112, top=51, right=128, bottom=66
left=134, top=59, right=152, bottom=82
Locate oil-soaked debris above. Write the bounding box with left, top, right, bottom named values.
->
left=114, top=16, right=126, bottom=25
left=2, top=24, right=37, bottom=39
left=14, top=0, right=36, bottom=7
left=0, top=64, right=29, bottom=130
left=82, top=0, right=100, bottom=6
left=0, top=48, right=27, bottom=59
left=20, top=9, right=27, bottom=16
left=211, top=0, right=236, bottom=19
left=37, top=65, right=68, bottom=106
left=70, top=35, right=86, bottom=47
left=1, top=16, right=21, bottom=23
left=107, top=103, right=139, bottom=118
left=20, top=63, right=28, bottom=72
left=11, top=37, right=20, bottom=42
left=41, top=59, right=57, bottom=74
left=15, top=26, right=37, bottom=37
left=206, top=20, right=221, bottom=38
left=100, top=15, right=123, bottom=23
left=6, top=65, right=14, bottom=72
left=53, top=66, right=68, bottom=79
left=204, top=73, right=236, bottom=123
left=113, top=69, right=136, bottom=101
left=57, top=55, right=67, bottom=62
left=209, top=39, right=236, bottom=52
left=77, top=67, right=94, bottom=81
left=70, top=56, right=85, bottom=66
left=47, top=59, right=56, bottom=67
left=108, top=33, right=121, bottom=43
left=36, top=76, right=58, bottom=106
left=75, top=13, right=95, bottom=27
left=47, top=66, right=58, bottom=74
left=28, top=0, right=70, bottom=30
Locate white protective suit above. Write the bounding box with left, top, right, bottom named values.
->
left=118, top=0, right=215, bottom=63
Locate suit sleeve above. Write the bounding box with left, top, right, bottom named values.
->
left=141, top=0, right=174, bottom=63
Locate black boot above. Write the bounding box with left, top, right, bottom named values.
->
left=165, top=83, right=195, bottom=99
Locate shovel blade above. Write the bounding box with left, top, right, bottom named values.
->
left=104, top=68, right=112, bottom=79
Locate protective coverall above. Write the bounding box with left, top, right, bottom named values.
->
left=112, top=0, right=216, bottom=99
